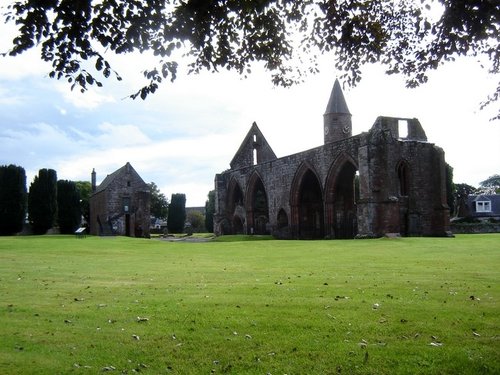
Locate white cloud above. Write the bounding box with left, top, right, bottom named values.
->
left=56, top=83, right=116, bottom=110
left=94, top=122, right=151, bottom=147
left=56, top=106, right=68, bottom=116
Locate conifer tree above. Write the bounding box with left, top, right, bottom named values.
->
left=0, top=164, right=27, bottom=235
left=28, top=169, right=57, bottom=234
left=167, top=193, right=186, bottom=234
left=57, top=180, right=81, bottom=234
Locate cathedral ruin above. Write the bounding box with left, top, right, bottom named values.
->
left=214, top=79, right=451, bottom=239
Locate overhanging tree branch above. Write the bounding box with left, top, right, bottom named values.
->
left=2, top=0, right=499, bottom=118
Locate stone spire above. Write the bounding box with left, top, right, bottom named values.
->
left=323, top=79, right=352, bottom=144
left=325, top=79, right=351, bottom=115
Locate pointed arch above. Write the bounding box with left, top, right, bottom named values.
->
left=396, top=160, right=410, bottom=196
left=325, top=153, right=359, bottom=239
left=396, top=159, right=411, bottom=236
left=226, top=177, right=245, bottom=234
left=290, top=162, right=324, bottom=239
left=245, top=171, right=270, bottom=234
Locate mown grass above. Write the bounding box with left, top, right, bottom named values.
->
left=0, top=234, right=498, bottom=374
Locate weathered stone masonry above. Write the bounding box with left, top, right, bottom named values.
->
left=214, top=80, right=451, bottom=239
left=89, top=162, right=150, bottom=237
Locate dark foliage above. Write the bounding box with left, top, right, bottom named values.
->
left=445, top=163, right=455, bottom=216
left=0, top=164, right=27, bottom=235
left=28, top=168, right=57, bottom=234
left=57, top=180, right=81, bottom=234
left=148, top=182, right=169, bottom=219
left=3, top=1, right=498, bottom=117
left=187, top=210, right=205, bottom=233
left=205, top=190, right=215, bottom=233
left=75, top=181, right=91, bottom=229
left=454, top=182, right=477, bottom=217
left=167, top=193, right=186, bottom=233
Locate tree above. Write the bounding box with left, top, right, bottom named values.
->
left=187, top=210, right=205, bottom=233
left=167, top=193, right=186, bottom=233
left=3, top=1, right=499, bottom=117
left=454, top=183, right=477, bottom=217
left=57, top=180, right=81, bottom=234
left=445, top=163, right=455, bottom=216
left=75, top=181, right=92, bottom=229
left=479, top=174, right=500, bottom=194
left=0, top=164, right=27, bottom=235
left=148, top=182, right=169, bottom=219
left=205, top=190, right=215, bottom=233
left=28, top=168, right=57, bottom=234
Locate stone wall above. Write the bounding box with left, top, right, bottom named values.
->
left=214, top=80, right=451, bottom=239
left=451, top=223, right=500, bottom=234
left=89, top=163, right=150, bottom=237
left=215, top=118, right=451, bottom=239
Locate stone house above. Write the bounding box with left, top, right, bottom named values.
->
left=89, top=162, right=150, bottom=237
left=214, top=79, right=451, bottom=239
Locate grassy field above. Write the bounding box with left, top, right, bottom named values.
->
left=0, top=234, right=498, bottom=374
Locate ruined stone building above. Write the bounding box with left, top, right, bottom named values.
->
left=89, top=162, right=150, bottom=237
left=214, top=79, right=451, bottom=239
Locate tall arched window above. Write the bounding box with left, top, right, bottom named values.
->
left=397, top=162, right=409, bottom=196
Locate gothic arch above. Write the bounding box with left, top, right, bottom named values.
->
left=396, top=159, right=411, bottom=236
left=325, top=153, right=358, bottom=239
left=396, top=160, right=410, bottom=197
left=226, top=177, right=245, bottom=234
left=245, top=171, right=270, bottom=234
left=290, top=162, right=324, bottom=239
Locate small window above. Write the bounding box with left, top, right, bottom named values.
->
left=123, top=197, right=131, bottom=212
left=476, top=201, right=491, bottom=212
left=127, top=181, right=131, bottom=187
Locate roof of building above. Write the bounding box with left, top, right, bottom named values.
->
left=468, top=194, right=500, bottom=216
left=324, top=79, right=351, bottom=115
left=94, top=162, right=147, bottom=194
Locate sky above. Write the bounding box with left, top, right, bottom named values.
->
left=0, top=15, right=499, bottom=207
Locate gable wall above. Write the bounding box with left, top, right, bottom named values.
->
left=89, top=165, right=150, bottom=237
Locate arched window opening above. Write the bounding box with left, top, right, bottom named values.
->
left=333, top=163, right=357, bottom=239
left=227, top=181, right=245, bottom=234
left=398, top=162, right=409, bottom=196
left=298, top=170, right=324, bottom=239
left=354, top=170, right=360, bottom=202
left=231, top=184, right=243, bottom=207
left=251, top=177, right=269, bottom=234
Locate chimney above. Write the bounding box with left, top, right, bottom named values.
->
left=91, top=168, right=96, bottom=192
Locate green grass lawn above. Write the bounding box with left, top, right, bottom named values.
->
left=0, top=234, right=498, bottom=374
